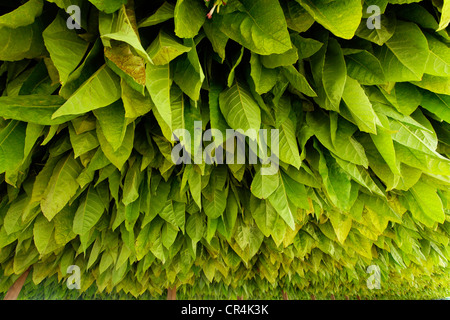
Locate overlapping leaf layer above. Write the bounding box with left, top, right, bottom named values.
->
left=0, top=0, right=449, bottom=299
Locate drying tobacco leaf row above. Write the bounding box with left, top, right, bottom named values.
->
left=0, top=0, right=449, bottom=299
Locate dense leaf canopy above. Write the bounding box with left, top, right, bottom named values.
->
left=0, top=0, right=449, bottom=299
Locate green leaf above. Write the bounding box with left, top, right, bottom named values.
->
left=377, top=21, right=429, bottom=82
left=322, top=38, right=347, bottom=110
left=41, top=153, right=82, bottom=221
left=227, top=46, right=245, bottom=87
left=411, top=74, right=450, bottom=95
left=146, top=63, right=172, bottom=129
left=250, top=197, right=278, bottom=237
left=313, top=141, right=353, bottom=210
left=370, top=113, right=401, bottom=175
left=146, top=30, right=191, bottom=66
left=217, top=0, right=292, bottom=55
left=52, top=65, right=121, bottom=118
left=291, top=34, right=323, bottom=60
left=437, top=0, right=450, bottom=31
left=186, top=211, right=205, bottom=244
left=93, top=100, right=127, bottom=151
left=0, top=121, right=26, bottom=174
left=53, top=206, right=77, bottom=246
left=99, top=5, right=152, bottom=64
left=342, top=76, right=379, bottom=134
left=278, top=115, right=302, bottom=169
left=33, top=215, right=55, bottom=255
left=345, top=51, right=386, bottom=85
left=0, top=0, right=43, bottom=28
left=281, top=65, right=317, bottom=97
left=260, top=47, right=298, bottom=69
left=173, top=38, right=205, bottom=101
left=296, top=0, right=362, bottom=39
left=356, top=12, right=396, bottom=46
left=121, top=79, right=152, bottom=119
left=280, top=0, right=315, bottom=33
left=267, top=172, right=296, bottom=230
left=174, top=0, right=206, bottom=39
left=0, top=20, right=46, bottom=61
left=97, top=122, right=134, bottom=170
left=68, top=124, right=99, bottom=159
left=43, top=14, right=89, bottom=85
left=404, top=180, right=445, bottom=227
left=219, top=82, right=261, bottom=141
left=249, top=53, right=279, bottom=95
left=203, top=19, right=229, bottom=61
left=306, top=111, right=369, bottom=168
left=420, top=90, right=450, bottom=123
left=0, top=95, right=76, bottom=125
left=328, top=210, right=352, bottom=244
left=138, top=2, right=175, bottom=28
left=73, top=185, right=105, bottom=235
left=251, top=166, right=279, bottom=199
left=380, top=82, right=422, bottom=116
left=423, top=32, right=450, bottom=77
left=89, top=0, right=127, bottom=14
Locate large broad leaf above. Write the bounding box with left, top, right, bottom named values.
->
left=411, top=74, right=450, bottom=95
left=121, top=79, right=153, bottom=119
left=203, top=19, right=229, bottom=62
left=68, top=124, right=99, bottom=159
left=40, top=153, right=82, bottom=221
left=0, top=0, right=43, bottom=28
left=370, top=113, right=401, bottom=175
left=404, top=180, right=445, bottom=228
left=280, top=0, right=315, bottom=33
left=437, top=0, right=450, bottom=31
left=97, top=122, right=134, bottom=170
left=89, top=0, right=127, bottom=13
left=100, top=4, right=150, bottom=92
left=0, top=121, right=26, bottom=174
left=93, top=100, right=127, bottom=151
left=59, top=39, right=104, bottom=99
left=344, top=50, right=386, bottom=85
left=73, top=186, right=105, bottom=235
left=313, top=141, right=354, bottom=210
left=52, top=65, right=121, bottom=118
left=423, top=32, right=450, bottom=77
left=219, top=82, right=261, bottom=141
left=251, top=166, right=279, bottom=199
left=33, top=215, right=55, bottom=255
left=310, top=36, right=346, bottom=111
left=377, top=21, right=429, bottom=82
left=281, top=65, right=317, bottom=97
left=99, top=5, right=151, bottom=63
left=296, top=0, right=362, bottom=39
left=420, top=90, right=450, bottom=123
left=138, top=2, right=175, bottom=28
left=174, top=0, right=205, bottom=38
left=217, top=0, right=292, bottom=55
left=249, top=53, right=279, bottom=95
left=146, top=63, right=172, bottom=130
left=159, top=200, right=185, bottom=232
left=173, top=39, right=205, bottom=101
left=306, top=111, right=369, bottom=168
left=342, top=76, right=379, bottom=134
left=43, top=14, right=89, bottom=85
left=146, top=30, right=191, bottom=66
left=278, top=115, right=302, bottom=169
left=356, top=11, right=396, bottom=46
left=186, top=211, right=205, bottom=244
left=267, top=171, right=296, bottom=230
left=0, top=20, right=46, bottom=61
